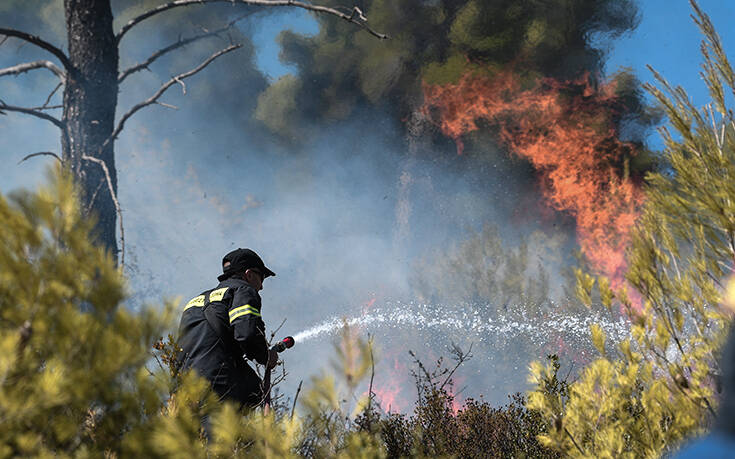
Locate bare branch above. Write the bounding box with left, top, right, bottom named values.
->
left=82, top=156, right=125, bottom=270
left=118, top=12, right=254, bottom=83
left=367, top=335, right=375, bottom=417
left=155, top=101, right=178, bottom=110
left=17, top=151, right=62, bottom=165
left=565, top=427, right=586, bottom=455
left=439, top=342, right=473, bottom=391
left=270, top=318, right=287, bottom=343
left=0, top=60, right=66, bottom=82
left=85, top=180, right=104, bottom=216
left=0, top=28, right=72, bottom=71
left=105, top=44, right=241, bottom=148
left=116, top=0, right=388, bottom=43
left=29, top=104, right=63, bottom=111
left=174, top=76, right=186, bottom=95
left=290, top=380, right=302, bottom=420
left=0, top=100, right=65, bottom=129
left=41, top=82, right=63, bottom=109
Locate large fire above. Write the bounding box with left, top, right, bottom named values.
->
left=422, top=70, right=644, bottom=290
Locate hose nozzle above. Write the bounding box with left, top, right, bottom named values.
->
left=271, top=336, right=295, bottom=353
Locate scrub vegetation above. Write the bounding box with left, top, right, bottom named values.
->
left=0, top=178, right=559, bottom=456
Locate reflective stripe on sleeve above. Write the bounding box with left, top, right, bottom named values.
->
left=183, top=295, right=205, bottom=311
left=209, top=287, right=228, bottom=302
left=229, top=304, right=261, bottom=323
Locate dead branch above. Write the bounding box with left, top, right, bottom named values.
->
left=367, top=334, right=375, bottom=415
left=269, top=317, right=287, bottom=343
left=41, top=82, right=63, bottom=109
left=270, top=366, right=287, bottom=386
left=565, top=427, right=586, bottom=455
left=174, top=76, right=186, bottom=94
left=105, top=44, right=241, bottom=149
left=0, top=60, right=66, bottom=81
left=0, top=100, right=65, bottom=129
left=116, top=0, right=388, bottom=44
left=291, top=380, right=302, bottom=419
left=86, top=180, right=104, bottom=216
left=118, top=12, right=254, bottom=83
left=439, top=342, right=473, bottom=391
left=0, top=28, right=72, bottom=71
left=28, top=104, right=63, bottom=111
left=155, top=101, right=178, bottom=110
left=17, top=151, right=62, bottom=165
left=82, top=155, right=125, bottom=270
left=408, top=349, right=432, bottom=382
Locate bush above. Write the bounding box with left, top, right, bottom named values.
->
left=355, top=352, right=562, bottom=458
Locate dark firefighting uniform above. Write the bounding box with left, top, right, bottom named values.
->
left=177, top=276, right=269, bottom=408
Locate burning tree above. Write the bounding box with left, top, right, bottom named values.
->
left=528, top=2, right=734, bottom=456
left=0, top=0, right=385, bottom=265
left=254, top=0, right=659, bottom=297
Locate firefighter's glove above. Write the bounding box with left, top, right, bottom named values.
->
left=266, top=348, right=278, bottom=370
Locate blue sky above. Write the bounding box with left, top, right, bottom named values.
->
left=247, top=1, right=735, bottom=149
left=603, top=1, right=735, bottom=148
left=248, top=9, right=318, bottom=80
left=605, top=0, right=735, bottom=101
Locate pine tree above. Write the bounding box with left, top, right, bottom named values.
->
left=0, top=166, right=175, bottom=456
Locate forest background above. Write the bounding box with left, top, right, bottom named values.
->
left=1, top=0, right=735, bottom=457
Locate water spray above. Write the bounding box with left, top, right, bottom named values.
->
left=292, top=301, right=631, bottom=346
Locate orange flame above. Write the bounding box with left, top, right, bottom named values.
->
left=446, top=377, right=464, bottom=415
left=372, top=356, right=409, bottom=412
left=422, top=70, right=644, bottom=290
left=373, top=384, right=401, bottom=412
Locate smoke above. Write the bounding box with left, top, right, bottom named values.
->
left=1, top=0, right=653, bottom=411
left=422, top=70, right=645, bottom=291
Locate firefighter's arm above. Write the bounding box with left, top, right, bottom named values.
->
left=228, top=286, right=269, bottom=365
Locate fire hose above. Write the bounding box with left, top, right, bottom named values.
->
left=263, top=336, right=295, bottom=413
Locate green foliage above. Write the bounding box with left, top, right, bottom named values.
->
left=528, top=2, right=735, bottom=456
left=0, top=167, right=173, bottom=456
left=259, top=0, right=644, bottom=134
left=255, top=74, right=304, bottom=142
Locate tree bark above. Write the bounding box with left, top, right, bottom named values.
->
left=62, top=0, right=119, bottom=259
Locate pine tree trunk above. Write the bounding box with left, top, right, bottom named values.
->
left=393, top=108, right=429, bottom=251
left=62, top=0, right=119, bottom=260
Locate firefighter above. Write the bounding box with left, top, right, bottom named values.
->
left=177, top=248, right=278, bottom=409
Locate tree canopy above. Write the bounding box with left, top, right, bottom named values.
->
left=257, top=0, right=644, bottom=137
